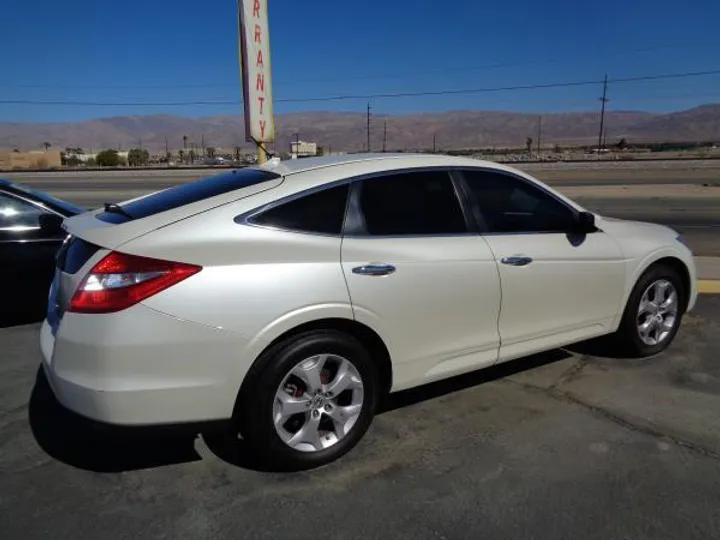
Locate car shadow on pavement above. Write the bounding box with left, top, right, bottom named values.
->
left=564, top=335, right=638, bottom=359
left=28, top=367, right=204, bottom=473
left=201, top=349, right=574, bottom=473
left=380, top=348, right=571, bottom=413
left=28, top=349, right=572, bottom=474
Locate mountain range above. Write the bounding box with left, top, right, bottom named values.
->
left=1, top=105, right=719, bottom=153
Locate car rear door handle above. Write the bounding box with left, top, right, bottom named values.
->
left=501, top=255, right=533, bottom=266
left=352, top=264, right=396, bottom=276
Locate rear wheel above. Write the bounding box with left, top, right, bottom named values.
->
left=614, top=264, right=686, bottom=357
left=237, top=330, right=379, bottom=470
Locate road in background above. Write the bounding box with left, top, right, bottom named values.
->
left=3, top=163, right=720, bottom=190
left=3, top=167, right=719, bottom=256
left=573, top=197, right=720, bottom=257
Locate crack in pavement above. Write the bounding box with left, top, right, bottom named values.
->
left=548, top=355, right=590, bottom=390
left=503, top=378, right=720, bottom=462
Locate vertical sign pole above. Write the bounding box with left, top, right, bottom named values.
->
left=238, top=0, right=275, bottom=164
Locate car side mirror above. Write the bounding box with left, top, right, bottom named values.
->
left=572, top=211, right=597, bottom=234
left=39, top=213, right=65, bottom=235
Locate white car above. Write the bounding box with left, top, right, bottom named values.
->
left=40, top=153, right=697, bottom=469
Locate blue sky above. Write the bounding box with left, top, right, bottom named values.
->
left=1, top=0, right=719, bottom=123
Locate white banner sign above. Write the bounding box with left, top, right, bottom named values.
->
left=238, top=0, right=275, bottom=142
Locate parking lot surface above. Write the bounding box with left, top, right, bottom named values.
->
left=2, top=296, right=720, bottom=539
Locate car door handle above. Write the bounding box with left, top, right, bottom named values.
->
left=501, top=255, right=533, bottom=266
left=352, top=264, right=396, bottom=276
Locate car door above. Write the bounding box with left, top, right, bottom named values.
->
left=457, top=168, right=627, bottom=362
left=340, top=168, right=502, bottom=392
left=0, top=190, right=67, bottom=324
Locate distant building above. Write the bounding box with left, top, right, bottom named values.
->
left=0, top=150, right=62, bottom=170
left=64, top=151, right=130, bottom=163
left=290, top=140, right=317, bottom=158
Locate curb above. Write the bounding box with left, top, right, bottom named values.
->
left=698, top=280, right=720, bottom=294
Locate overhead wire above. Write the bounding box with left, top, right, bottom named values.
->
left=1, top=69, right=719, bottom=106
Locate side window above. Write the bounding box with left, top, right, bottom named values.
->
left=0, top=193, right=46, bottom=231
left=462, top=170, right=575, bottom=233
left=249, top=183, right=349, bottom=235
left=354, top=170, right=468, bottom=236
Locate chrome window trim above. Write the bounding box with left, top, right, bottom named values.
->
left=0, top=225, right=41, bottom=232
left=0, top=237, right=65, bottom=244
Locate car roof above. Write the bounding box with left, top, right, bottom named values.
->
left=257, top=152, right=510, bottom=177
left=249, top=152, right=585, bottom=215
left=0, top=177, right=85, bottom=216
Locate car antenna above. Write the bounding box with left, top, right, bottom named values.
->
left=103, top=202, right=132, bottom=218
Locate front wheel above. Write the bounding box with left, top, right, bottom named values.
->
left=613, top=264, right=686, bottom=357
left=237, top=330, right=379, bottom=470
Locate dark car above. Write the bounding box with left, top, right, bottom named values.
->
left=1, top=179, right=85, bottom=326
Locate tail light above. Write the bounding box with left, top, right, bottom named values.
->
left=68, top=251, right=202, bottom=314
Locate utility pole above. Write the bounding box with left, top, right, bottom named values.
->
left=164, top=134, right=169, bottom=165
left=433, top=132, right=437, bottom=153
left=201, top=134, right=205, bottom=157
left=598, top=74, right=609, bottom=154
left=382, top=120, right=387, bottom=153
left=537, top=115, right=542, bottom=158
left=366, top=102, right=371, bottom=152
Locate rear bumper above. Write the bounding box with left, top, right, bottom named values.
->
left=40, top=304, right=247, bottom=426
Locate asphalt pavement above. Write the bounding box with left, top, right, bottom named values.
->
left=2, top=296, right=720, bottom=539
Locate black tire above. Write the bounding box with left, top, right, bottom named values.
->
left=236, top=329, right=379, bottom=471
left=613, top=263, right=686, bottom=358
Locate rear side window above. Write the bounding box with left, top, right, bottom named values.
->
left=95, top=168, right=280, bottom=224
left=247, top=184, right=349, bottom=235
left=352, top=170, right=468, bottom=236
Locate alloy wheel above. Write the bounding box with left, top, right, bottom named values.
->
left=636, top=279, right=679, bottom=346
left=273, top=354, right=364, bottom=452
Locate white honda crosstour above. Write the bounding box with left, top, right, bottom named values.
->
left=40, top=153, right=697, bottom=469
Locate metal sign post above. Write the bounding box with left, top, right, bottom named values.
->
left=238, top=0, right=275, bottom=164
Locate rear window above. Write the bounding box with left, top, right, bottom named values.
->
left=57, top=236, right=100, bottom=274
left=95, top=168, right=280, bottom=224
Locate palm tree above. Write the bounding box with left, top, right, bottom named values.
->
left=43, top=142, right=51, bottom=152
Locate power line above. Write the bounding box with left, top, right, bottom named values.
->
left=1, top=69, right=719, bottom=107
left=3, top=42, right=716, bottom=90
left=276, top=70, right=720, bottom=103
